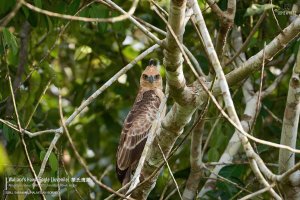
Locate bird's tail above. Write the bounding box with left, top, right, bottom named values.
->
left=116, top=164, right=131, bottom=186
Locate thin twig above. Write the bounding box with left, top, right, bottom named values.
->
left=239, top=183, right=276, bottom=200
left=201, top=89, right=239, bottom=157
left=202, top=164, right=253, bottom=195
left=100, top=165, right=113, bottom=181
left=22, top=0, right=140, bottom=23
left=270, top=0, right=283, bottom=33
left=104, top=181, right=132, bottom=200
left=262, top=105, right=283, bottom=124
left=7, top=69, right=45, bottom=199
left=157, top=142, right=183, bottom=200
left=249, top=42, right=267, bottom=152
left=225, top=11, right=267, bottom=66
left=164, top=183, right=185, bottom=200
left=98, top=0, right=162, bottom=46
left=36, top=132, right=61, bottom=180
left=25, top=80, right=52, bottom=128
left=5, top=21, right=31, bottom=117
left=262, top=54, right=295, bottom=97
left=159, top=180, right=172, bottom=200
left=0, top=118, right=19, bottom=132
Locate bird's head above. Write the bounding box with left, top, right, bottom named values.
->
left=140, top=59, right=163, bottom=89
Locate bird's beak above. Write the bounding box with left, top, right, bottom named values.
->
left=148, top=75, right=154, bottom=83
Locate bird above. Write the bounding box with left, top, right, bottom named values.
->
left=116, top=59, right=165, bottom=185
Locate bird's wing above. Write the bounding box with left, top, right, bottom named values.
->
left=117, top=90, right=161, bottom=173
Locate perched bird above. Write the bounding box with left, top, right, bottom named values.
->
left=116, top=59, right=164, bottom=185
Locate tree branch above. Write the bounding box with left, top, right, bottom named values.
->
left=7, top=69, right=45, bottom=200
left=182, top=111, right=205, bottom=200
left=278, top=45, right=300, bottom=199
left=189, top=1, right=281, bottom=198
left=161, top=0, right=190, bottom=105
left=22, top=0, right=140, bottom=23
left=225, top=16, right=300, bottom=88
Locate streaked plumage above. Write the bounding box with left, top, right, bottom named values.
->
left=116, top=60, right=164, bottom=185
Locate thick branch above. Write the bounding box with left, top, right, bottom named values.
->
left=189, top=1, right=281, bottom=198
left=279, top=47, right=300, bottom=174
left=278, top=45, right=300, bottom=199
left=225, top=16, right=300, bottom=88
left=215, top=0, right=236, bottom=60
left=163, top=0, right=190, bottom=105
left=182, top=111, right=205, bottom=200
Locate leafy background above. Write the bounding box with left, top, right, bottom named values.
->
left=0, top=0, right=298, bottom=199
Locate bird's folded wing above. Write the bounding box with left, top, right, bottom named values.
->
left=117, top=90, right=161, bottom=171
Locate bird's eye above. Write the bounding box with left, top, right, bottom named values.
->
left=143, top=74, right=148, bottom=79
left=155, top=75, right=160, bottom=79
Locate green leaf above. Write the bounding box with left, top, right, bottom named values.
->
left=21, top=6, right=29, bottom=18
left=6, top=48, right=18, bottom=66
left=34, top=0, right=42, bottom=8
left=219, top=165, right=247, bottom=180
left=40, top=151, right=58, bottom=172
left=46, top=16, right=53, bottom=31
left=28, top=10, right=38, bottom=27
left=89, top=5, right=108, bottom=33
left=40, top=150, right=46, bottom=161
left=30, top=71, right=41, bottom=94
left=42, top=62, right=56, bottom=80
left=68, top=0, right=80, bottom=15
left=99, top=55, right=112, bottom=67
left=18, top=87, right=29, bottom=110
left=244, top=4, right=278, bottom=17
left=0, top=0, right=16, bottom=15
left=2, top=124, right=19, bottom=153
left=216, top=165, right=247, bottom=198
left=122, top=46, right=139, bottom=61
left=111, top=11, right=124, bottom=32
left=256, top=144, right=270, bottom=154
left=2, top=28, right=18, bottom=55
left=49, top=153, right=58, bottom=172
left=0, top=144, right=10, bottom=174
left=207, top=148, right=219, bottom=162
left=74, top=45, right=92, bottom=60
left=217, top=181, right=239, bottom=199
left=210, top=126, right=226, bottom=150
